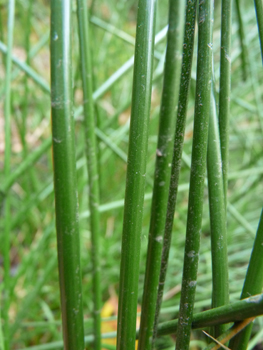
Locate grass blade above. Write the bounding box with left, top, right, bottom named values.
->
left=50, top=1, right=84, bottom=349
left=116, top=0, right=156, bottom=348
left=203, top=317, right=255, bottom=350
left=76, top=0, right=102, bottom=348
left=138, top=0, right=185, bottom=348
left=176, top=0, right=214, bottom=348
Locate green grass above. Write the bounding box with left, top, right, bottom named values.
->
left=1, top=0, right=263, bottom=349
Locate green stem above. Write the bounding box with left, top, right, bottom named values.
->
left=254, top=0, right=263, bottom=63
left=138, top=1, right=185, bottom=348
left=76, top=0, right=101, bottom=348
left=116, top=1, right=156, bottom=349
left=157, top=293, right=263, bottom=337
left=207, top=85, right=229, bottom=337
left=3, top=1, right=15, bottom=349
left=219, top=0, right=232, bottom=207
left=176, top=1, right=213, bottom=348
left=230, top=209, right=263, bottom=350
left=235, top=0, right=248, bottom=81
left=15, top=294, right=263, bottom=350
left=50, top=1, right=84, bottom=349
left=153, top=0, right=197, bottom=341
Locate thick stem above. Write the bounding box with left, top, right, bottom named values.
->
left=116, top=1, right=156, bottom=349
left=50, top=1, right=84, bottom=349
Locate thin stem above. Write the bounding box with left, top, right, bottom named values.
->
left=207, top=85, right=229, bottom=337
left=254, top=0, right=263, bottom=63
left=3, top=1, right=15, bottom=349
left=230, top=209, right=263, bottom=350
left=235, top=0, right=248, bottom=81
left=176, top=1, right=213, bottom=348
left=116, top=0, right=156, bottom=349
left=219, top=0, right=232, bottom=207
left=203, top=318, right=254, bottom=350
left=76, top=0, right=101, bottom=348
left=152, top=0, right=197, bottom=342
left=50, top=1, right=84, bottom=349
left=138, top=0, right=185, bottom=348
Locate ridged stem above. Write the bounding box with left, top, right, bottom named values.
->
left=207, top=85, right=229, bottom=337
left=218, top=0, right=232, bottom=207
left=116, top=1, right=156, bottom=349
left=229, top=209, right=263, bottom=349
left=176, top=1, right=213, bottom=348
left=76, top=1, right=101, bottom=348
left=3, top=1, right=15, bottom=349
left=50, top=1, right=84, bottom=349
left=138, top=1, right=185, bottom=349
left=152, top=0, right=197, bottom=342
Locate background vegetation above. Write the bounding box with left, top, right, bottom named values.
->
left=0, top=0, right=263, bottom=349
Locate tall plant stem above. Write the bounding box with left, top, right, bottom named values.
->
left=21, top=0, right=33, bottom=154
left=229, top=209, right=263, bottom=350
left=254, top=0, right=263, bottom=63
left=76, top=1, right=101, bottom=348
left=219, top=0, right=232, bottom=207
left=152, top=0, right=197, bottom=342
left=116, top=0, right=156, bottom=349
left=138, top=1, right=185, bottom=349
left=50, top=1, right=84, bottom=349
left=207, top=85, right=229, bottom=337
left=235, top=0, right=248, bottom=80
left=3, top=1, right=15, bottom=349
left=176, top=1, right=213, bottom=349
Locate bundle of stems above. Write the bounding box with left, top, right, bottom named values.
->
left=2, top=0, right=263, bottom=349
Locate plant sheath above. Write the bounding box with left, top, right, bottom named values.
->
left=176, top=0, right=213, bottom=348
left=50, top=1, right=84, bottom=349
left=116, top=0, right=156, bottom=349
